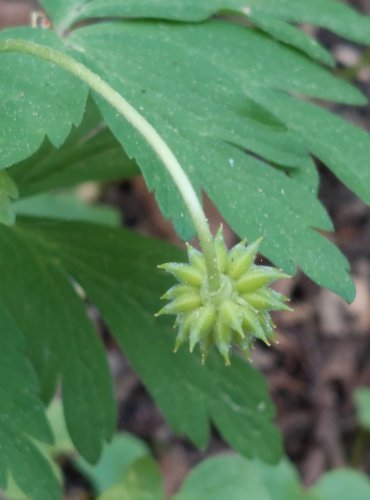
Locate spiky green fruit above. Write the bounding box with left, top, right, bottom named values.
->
left=157, top=228, right=291, bottom=365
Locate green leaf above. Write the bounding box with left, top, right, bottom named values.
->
left=0, top=304, right=60, bottom=500
left=41, top=0, right=370, bottom=48
left=14, top=193, right=120, bottom=226
left=173, top=455, right=271, bottom=500
left=0, top=170, right=18, bottom=225
left=64, top=21, right=356, bottom=299
left=244, top=0, right=370, bottom=45
left=71, top=20, right=311, bottom=232
left=0, top=27, right=88, bottom=169
left=309, top=469, right=370, bottom=500
left=174, top=453, right=370, bottom=500
left=246, top=12, right=334, bottom=67
left=11, top=99, right=139, bottom=199
left=79, top=0, right=334, bottom=66
left=40, top=0, right=237, bottom=31
left=3, top=0, right=368, bottom=302
left=0, top=222, right=116, bottom=464
left=354, top=387, right=370, bottom=431
left=76, top=433, right=149, bottom=494
left=2, top=476, right=28, bottom=500
left=48, top=0, right=321, bottom=73
left=99, top=456, right=164, bottom=500
left=43, top=403, right=161, bottom=499
left=202, top=143, right=355, bottom=302
left=4, top=218, right=282, bottom=464
left=251, top=90, right=370, bottom=209
left=186, top=455, right=300, bottom=500
left=253, top=458, right=307, bottom=500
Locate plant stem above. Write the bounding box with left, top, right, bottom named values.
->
left=0, top=39, right=221, bottom=290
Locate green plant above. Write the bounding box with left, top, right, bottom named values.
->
left=7, top=401, right=370, bottom=500
left=1, top=1, right=370, bottom=497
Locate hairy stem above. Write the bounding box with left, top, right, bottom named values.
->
left=0, top=39, right=221, bottom=290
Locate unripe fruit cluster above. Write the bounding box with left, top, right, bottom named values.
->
left=156, top=227, right=290, bottom=365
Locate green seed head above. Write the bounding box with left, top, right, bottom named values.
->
left=157, top=228, right=291, bottom=365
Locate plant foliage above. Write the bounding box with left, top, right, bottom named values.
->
left=0, top=0, right=370, bottom=496
left=173, top=454, right=370, bottom=500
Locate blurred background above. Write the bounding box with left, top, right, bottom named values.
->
left=1, top=0, right=370, bottom=498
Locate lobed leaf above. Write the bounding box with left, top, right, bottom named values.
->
left=0, top=222, right=116, bottom=464
left=173, top=455, right=300, bottom=500
left=76, top=433, right=150, bottom=494
left=11, top=99, right=138, bottom=199
left=41, top=0, right=370, bottom=55
left=174, top=453, right=370, bottom=500
left=310, top=470, right=370, bottom=500
left=244, top=0, right=370, bottom=45
left=201, top=142, right=355, bottom=301
left=65, top=19, right=361, bottom=299
left=251, top=89, right=370, bottom=209
left=245, top=11, right=334, bottom=67
left=1, top=217, right=283, bottom=464
left=2, top=0, right=370, bottom=299
left=0, top=305, right=60, bottom=499
left=0, top=27, right=88, bottom=169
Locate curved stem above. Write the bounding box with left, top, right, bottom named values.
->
left=0, top=39, right=221, bottom=290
